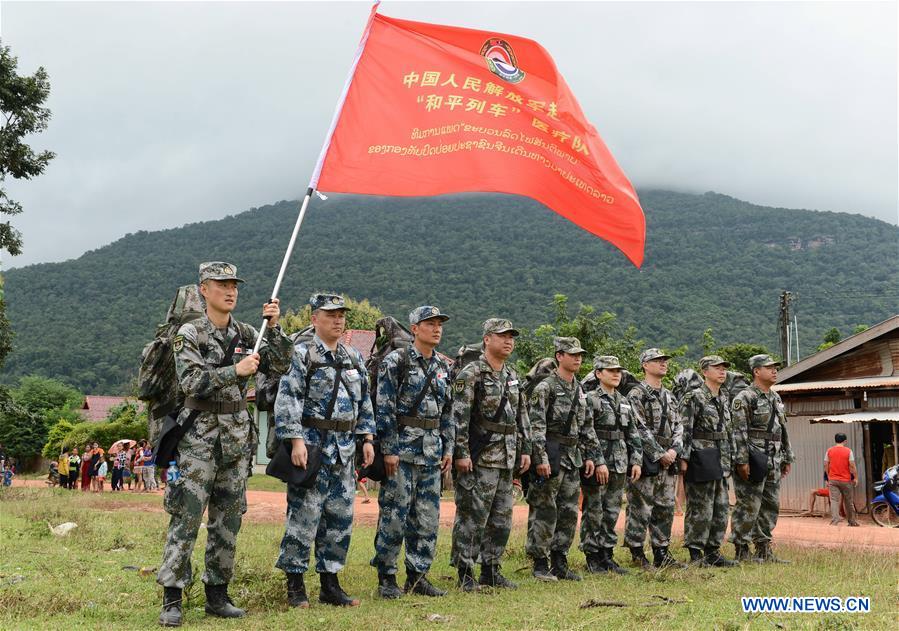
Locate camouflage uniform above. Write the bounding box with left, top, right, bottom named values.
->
left=678, top=357, right=736, bottom=555
left=526, top=340, right=598, bottom=565
left=450, top=320, right=531, bottom=578
left=729, top=356, right=794, bottom=550
left=275, top=297, right=375, bottom=576
left=371, top=307, right=454, bottom=578
left=158, top=262, right=293, bottom=590
left=579, top=358, right=642, bottom=555
left=623, top=379, right=683, bottom=549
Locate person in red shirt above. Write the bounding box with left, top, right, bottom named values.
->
left=824, top=433, right=859, bottom=526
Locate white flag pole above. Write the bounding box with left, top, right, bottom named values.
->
left=251, top=0, right=381, bottom=354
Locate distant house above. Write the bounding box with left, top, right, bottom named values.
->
left=773, top=315, right=899, bottom=512
left=80, top=396, right=145, bottom=422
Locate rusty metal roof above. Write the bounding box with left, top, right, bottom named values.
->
left=773, top=376, right=899, bottom=393
left=810, top=411, right=899, bottom=424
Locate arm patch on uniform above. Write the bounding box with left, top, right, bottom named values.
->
left=173, top=335, right=184, bottom=353
left=454, top=379, right=466, bottom=394
left=733, top=398, right=743, bottom=411
left=530, top=392, right=540, bottom=405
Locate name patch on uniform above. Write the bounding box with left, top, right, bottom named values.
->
left=173, top=335, right=184, bottom=353
left=437, top=372, right=447, bottom=380
left=508, top=379, right=519, bottom=386
left=620, top=403, right=631, bottom=412
left=346, top=369, right=359, bottom=379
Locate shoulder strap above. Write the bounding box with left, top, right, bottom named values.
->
left=563, top=382, right=581, bottom=436
left=405, top=354, right=438, bottom=419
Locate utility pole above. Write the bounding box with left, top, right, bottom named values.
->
left=778, top=291, right=793, bottom=365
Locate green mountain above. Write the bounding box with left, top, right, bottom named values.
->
left=4, top=190, right=898, bottom=393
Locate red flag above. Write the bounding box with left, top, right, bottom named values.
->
left=313, top=6, right=646, bottom=266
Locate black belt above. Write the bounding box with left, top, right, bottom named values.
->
left=749, top=429, right=781, bottom=440
left=398, top=416, right=440, bottom=430
left=475, top=418, right=516, bottom=435
left=304, top=418, right=355, bottom=432
left=596, top=429, right=623, bottom=440
left=694, top=431, right=726, bottom=441
left=547, top=432, right=577, bottom=447
left=184, top=397, right=246, bottom=414
left=656, top=436, right=674, bottom=448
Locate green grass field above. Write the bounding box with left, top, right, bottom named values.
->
left=0, top=486, right=895, bottom=630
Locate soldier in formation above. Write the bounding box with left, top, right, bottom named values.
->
left=525, top=337, right=597, bottom=582
left=157, top=262, right=292, bottom=627
left=579, top=356, right=642, bottom=574
left=623, top=348, right=687, bottom=569
left=729, top=354, right=794, bottom=563
left=678, top=356, right=738, bottom=567
left=450, top=318, right=532, bottom=591
left=371, top=306, right=454, bottom=598
left=274, top=294, right=376, bottom=608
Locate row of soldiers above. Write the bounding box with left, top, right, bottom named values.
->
left=155, top=262, right=794, bottom=627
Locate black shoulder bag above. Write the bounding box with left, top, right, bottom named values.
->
left=266, top=361, right=347, bottom=488
left=685, top=397, right=725, bottom=483
left=468, top=374, right=511, bottom=465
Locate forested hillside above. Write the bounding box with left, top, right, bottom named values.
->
left=4, top=190, right=897, bottom=392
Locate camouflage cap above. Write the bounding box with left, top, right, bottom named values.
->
left=593, top=355, right=623, bottom=370
left=640, top=348, right=671, bottom=364
left=749, top=354, right=781, bottom=370
left=410, top=305, right=450, bottom=325
left=483, top=318, right=519, bottom=337
left=553, top=336, right=586, bottom=355
left=199, top=261, right=244, bottom=283
left=309, top=293, right=351, bottom=311
left=699, top=355, right=731, bottom=370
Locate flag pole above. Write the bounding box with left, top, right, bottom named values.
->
left=252, top=1, right=381, bottom=353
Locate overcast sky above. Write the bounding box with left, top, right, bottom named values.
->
left=2, top=0, right=896, bottom=269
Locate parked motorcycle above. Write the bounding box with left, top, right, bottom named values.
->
left=871, top=464, right=899, bottom=528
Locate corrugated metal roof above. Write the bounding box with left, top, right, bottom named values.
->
left=810, top=411, right=899, bottom=424
left=773, top=376, right=899, bottom=393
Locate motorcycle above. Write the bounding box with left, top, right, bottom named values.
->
left=871, top=464, right=899, bottom=528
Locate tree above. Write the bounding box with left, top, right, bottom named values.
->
left=280, top=296, right=384, bottom=335
left=12, top=375, right=82, bottom=416
left=715, top=342, right=772, bottom=377
left=0, top=41, right=55, bottom=257
left=0, top=387, right=45, bottom=464
left=818, top=327, right=841, bottom=351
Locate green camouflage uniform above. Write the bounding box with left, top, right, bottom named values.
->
left=450, top=322, right=531, bottom=572
left=158, top=262, right=292, bottom=589
left=729, top=379, right=794, bottom=546
left=580, top=374, right=642, bottom=553
left=526, top=361, right=598, bottom=562
left=623, top=381, right=683, bottom=548
left=679, top=377, right=735, bottom=553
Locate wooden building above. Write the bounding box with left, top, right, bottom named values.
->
left=773, top=315, right=899, bottom=513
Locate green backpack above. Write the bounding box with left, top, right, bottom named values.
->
left=137, top=285, right=205, bottom=444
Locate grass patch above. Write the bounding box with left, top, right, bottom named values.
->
left=0, top=487, right=895, bottom=629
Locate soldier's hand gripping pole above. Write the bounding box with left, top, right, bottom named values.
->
left=252, top=187, right=315, bottom=354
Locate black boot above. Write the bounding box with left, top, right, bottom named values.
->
left=585, top=551, right=605, bottom=574
left=629, top=546, right=652, bottom=570
left=479, top=564, right=517, bottom=589
left=158, top=587, right=183, bottom=627
left=286, top=573, right=309, bottom=609
left=377, top=572, right=403, bottom=600
left=734, top=543, right=752, bottom=563
left=405, top=570, right=446, bottom=597
left=602, top=548, right=628, bottom=575
left=754, top=541, right=791, bottom=564
left=550, top=551, right=581, bottom=581
left=319, top=572, right=360, bottom=607
left=457, top=566, right=480, bottom=593
left=687, top=547, right=707, bottom=566
left=532, top=557, right=558, bottom=582
left=704, top=547, right=738, bottom=568
left=204, top=584, right=246, bottom=618
left=652, top=546, right=687, bottom=569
